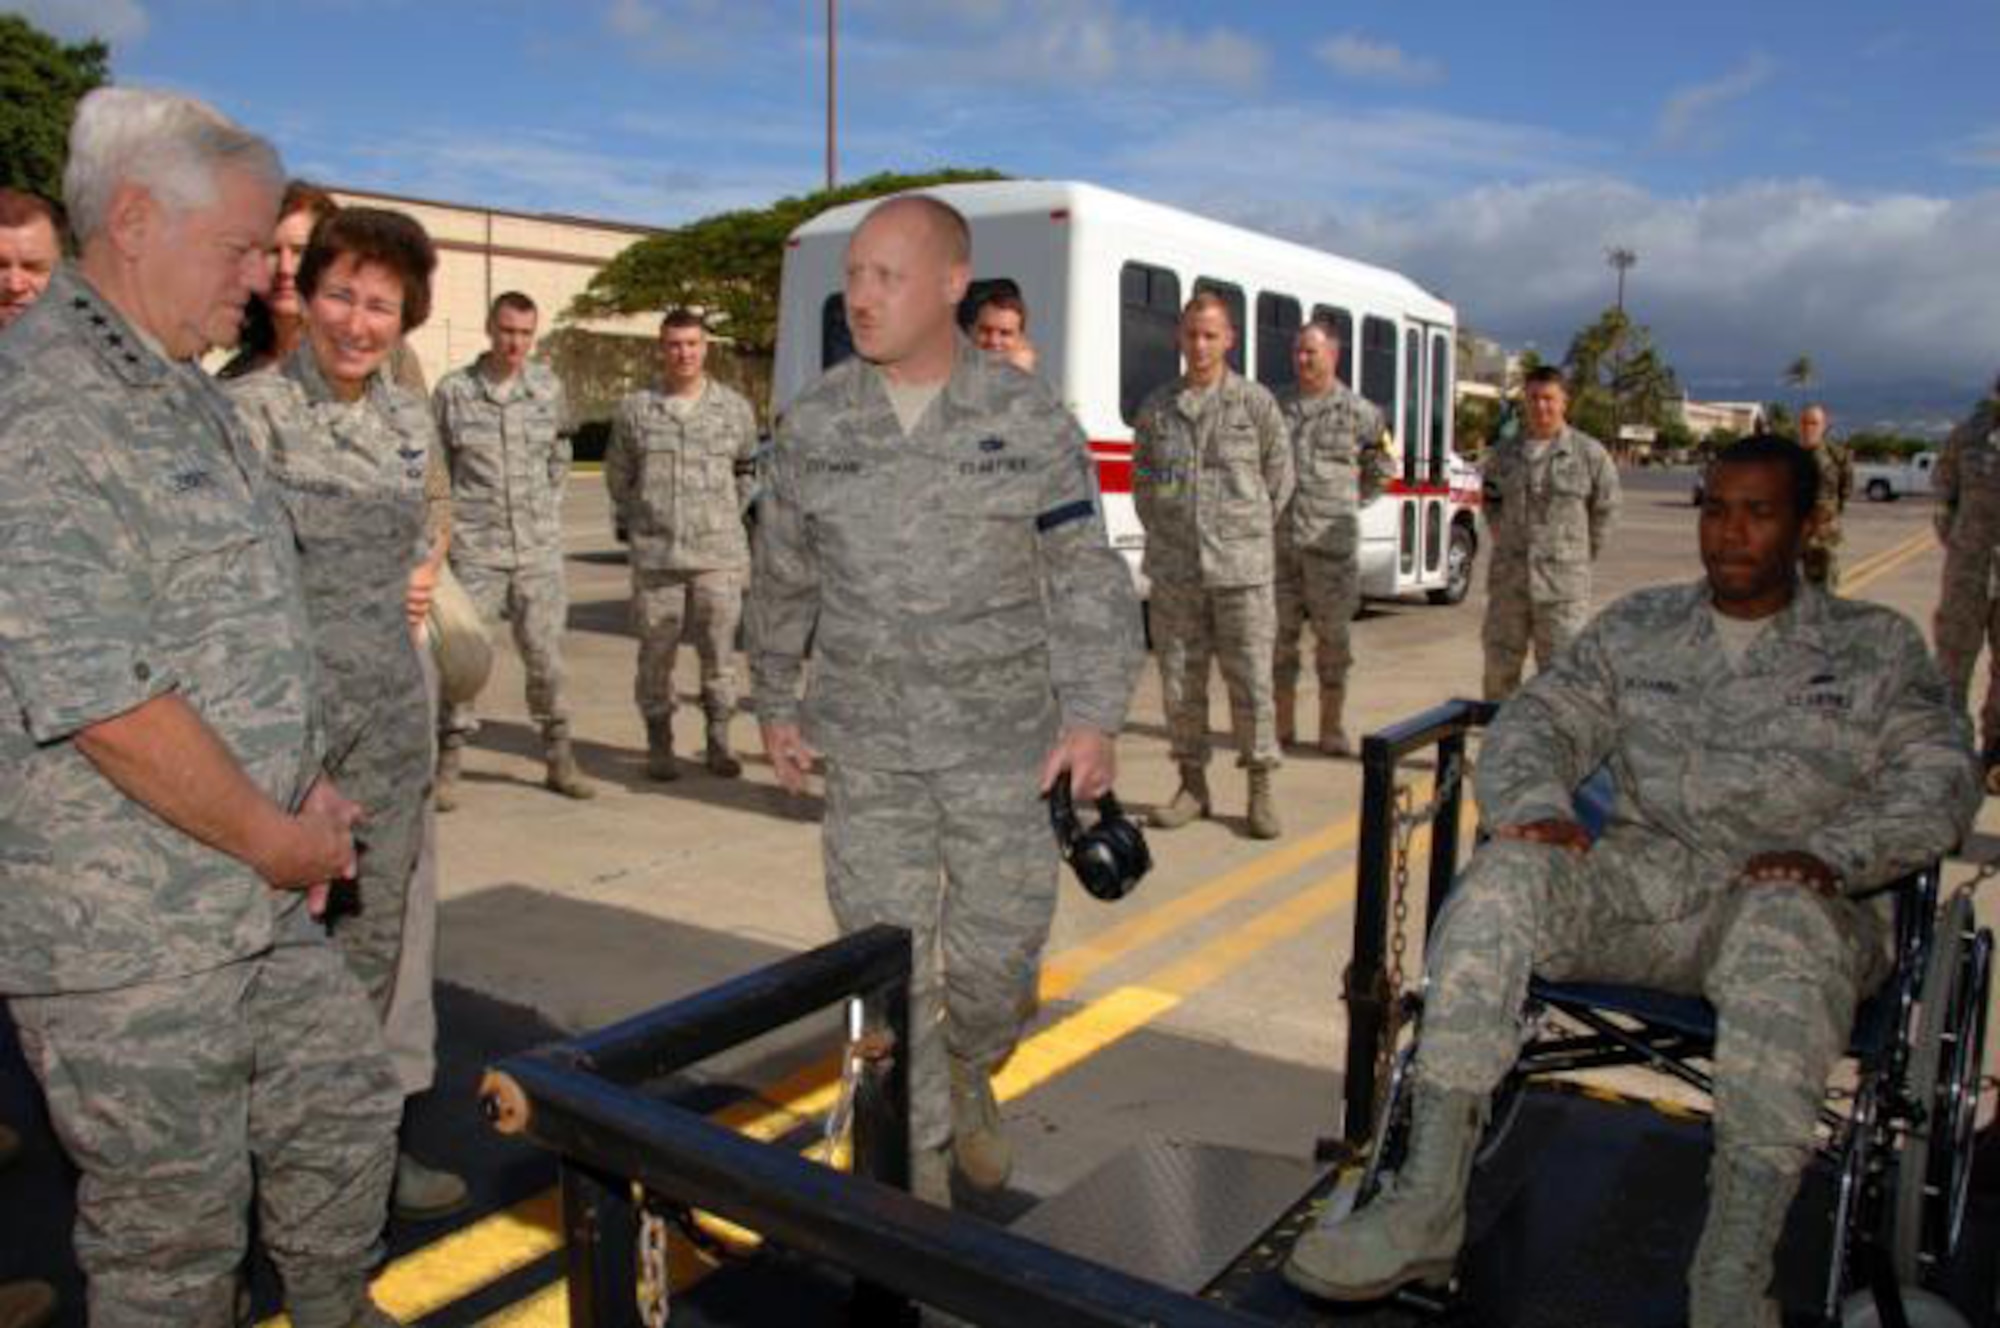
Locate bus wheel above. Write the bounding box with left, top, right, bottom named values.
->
left=1429, top=522, right=1476, bottom=605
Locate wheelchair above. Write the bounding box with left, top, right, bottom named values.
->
left=1355, top=788, right=1993, bottom=1326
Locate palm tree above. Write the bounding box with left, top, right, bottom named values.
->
left=1783, top=354, right=1816, bottom=410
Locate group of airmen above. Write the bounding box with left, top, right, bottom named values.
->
left=2, top=81, right=2000, bottom=1328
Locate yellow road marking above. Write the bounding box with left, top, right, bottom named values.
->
left=469, top=841, right=1391, bottom=1327
left=269, top=811, right=1368, bottom=1326
left=1842, top=528, right=1932, bottom=594
left=715, top=812, right=1366, bottom=1143
left=1843, top=528, right=1925, bottom=581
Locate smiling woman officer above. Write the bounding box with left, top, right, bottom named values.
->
left=223, top=207, right=468, bottom=1223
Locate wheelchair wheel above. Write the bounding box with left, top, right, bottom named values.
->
left=1891, top=890, right=1994, bottom=1285
left=1840, top=1285, right=1971, bottom=1328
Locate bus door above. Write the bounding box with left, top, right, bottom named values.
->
left=1403, top=320, right=1455, bottom=591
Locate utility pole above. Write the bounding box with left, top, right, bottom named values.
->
left=825, top=0, right=838, bottom=192
left=1606, top=246, right=1637, bottom=458
left=1607, top=246, right=1636, bottom=314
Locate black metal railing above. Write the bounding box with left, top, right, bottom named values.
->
left=482, top=923, right=1262, bottom=1328
left=1342, top=698, right=1495, bottom=1145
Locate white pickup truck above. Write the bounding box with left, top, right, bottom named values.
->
left=1854, top=451, right=1939, bottom=502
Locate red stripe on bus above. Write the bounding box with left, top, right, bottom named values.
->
left=1096, top=456, right=1134, bottom=494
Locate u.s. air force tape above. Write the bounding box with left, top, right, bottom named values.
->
left=1036, top=499, right=1096, bottom=532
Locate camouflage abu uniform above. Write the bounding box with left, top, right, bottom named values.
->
left=1801, top=440, right=1855, bottom=590
left=748, top=339, right=1143, bottom=1157
left=227, top=345, right=440, bottom=1095
left=606, top=378, right=758, bottom=737
left=1415, top=583, right=1975, bottom=1305
left=1931, top=392, right=2000, bottom=757
left=0, top=272, right=399, bottom=1327
left=1273, top=381, right=1393, bottom=717
left=1479, top=424, right=1619, bottom=700
left=433, top=356, right=574, bottom=742
left=1132, top=370, right=1295, bottom=769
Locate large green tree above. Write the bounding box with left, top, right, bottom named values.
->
left=566, top=168, right=1006, bottom=356
left=1558, top=306, right=1681, bottom=445
left=0, top=14, right=110, bottom=198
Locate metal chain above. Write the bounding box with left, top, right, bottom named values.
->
left=820, top=997, right=868, bottom=1171
left=635, top=1185, right=671, bottom=1328
left=1373, top=750, right=1470, bottom=1103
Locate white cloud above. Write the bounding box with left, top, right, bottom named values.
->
left=1313, top=34, right=1443, bottom=86
left=602, top=0, right=781, bottom=64
left=1656, top=54, right=1775, bottom=148
left=1269, top=178, right=2000, bottom=406
left=9, top=0, right=148, bottom=44
left=850, top=0, right=1268, bottom=92
left=1945, top=127, right=2000, bottom=168
left=1112, top=104, right=1596, bottom=208
left=332, top=127, right=805, bottom=227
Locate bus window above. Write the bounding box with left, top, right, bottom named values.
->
left=1254, top=292, right=1302, bottom=391
left=1429, top=331, right=1453, bottom=480
left=1404, top=327, right=1424, bottom=484
left=1120, top=261, right=1181, bottom=425
left=1360, top=314, right=1398, bottom=432
left=1312, top=304, right=1354, bottom=385
left=1193, top=277, right=1246, bottom=374
left=823, top=293, right=854, bottom=371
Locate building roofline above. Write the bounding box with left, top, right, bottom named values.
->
left=327, top=184, right=665, bottom=239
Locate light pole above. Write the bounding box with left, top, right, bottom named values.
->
left=1607, top=246, right=1636, bottom=314
left=1606, top=246, right=1637, bottom=456
left=825, top=0, right=838, bottom=192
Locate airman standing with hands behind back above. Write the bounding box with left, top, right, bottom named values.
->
left=1931, top=371, right=2000, bottom=789
left=1479, top=366, right=1619, bottom=701
left=606, top=308, right=760, bottom=781
left=433, top=292, right=595, bottom=804
left=1273, top=315, right=1393, bottom=756
left=1796, top=403, right=1853, bottom=591
left=1132, top=292, right=1295, bottom=838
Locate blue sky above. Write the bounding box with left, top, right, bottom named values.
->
left=17, top=0, right=2000, bottom=427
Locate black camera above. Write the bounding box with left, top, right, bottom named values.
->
left=1048, top=774, right=1152, bottom=902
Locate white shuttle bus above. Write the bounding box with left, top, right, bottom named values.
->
left=772, top=180, right=1480, bottom=605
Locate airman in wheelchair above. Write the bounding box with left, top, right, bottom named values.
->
left=1285, top=435, right=1984, bottom=1326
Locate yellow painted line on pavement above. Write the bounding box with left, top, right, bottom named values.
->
left=277, top=811, right=1367, bottom=1325
left=469, top=836, right=1388, bottom=1328
left=1842, top=529, right=1932, bottom=594
left=712, top=810, right=1367, bottom=1144
left=260, top=1191, right=566, bottom=1327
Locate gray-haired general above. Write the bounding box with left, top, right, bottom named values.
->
left=0, top=88, right=401, bottom=1328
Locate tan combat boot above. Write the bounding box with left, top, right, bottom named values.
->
left=1247, top=768, right=1282, bottom=839
left=392, top=1150, right=470, bottom=1222
left=911, top=1143, right=953, bottom=1208
left=705, top=716, right=742, bottom=779
left=644, top=716, right=678, bottom=782
left=0, top=1281, right=56, bottom=1328
left=1319, top=685, right=1354, bottom=758
left=949, top=1057, right=1011, bottom=1192
left=433, top=743, right=462, bottom=813
left=543, top=725, right=597, bottom=800
left=1276, top=683, right=1298, bottom=748
left=1686, top=1150, right=1796, bottom=1328
left=1285, top=1081, right=1485, bottom=1302
left=1149, top=764, right=1211, bottom=830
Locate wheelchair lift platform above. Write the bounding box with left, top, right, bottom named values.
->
left=478, top=698, right=1995, bottom=1328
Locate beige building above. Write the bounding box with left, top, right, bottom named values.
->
left=329, top=185, right=660, bottom=386
left=1673, top=396, right=1766, bottom=438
